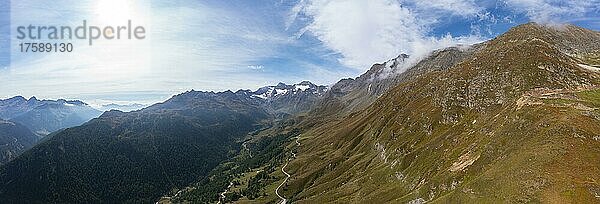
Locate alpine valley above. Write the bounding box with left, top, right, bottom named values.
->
left=1, top=23, right=599, bottom=204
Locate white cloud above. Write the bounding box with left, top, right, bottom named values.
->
left=247, top=65, right=265, bottom=70
left=412, top=0, right=483, bottom=18
left=290, top=0, right=484, bottom=70
left=504, top=0, right=598, bottom=24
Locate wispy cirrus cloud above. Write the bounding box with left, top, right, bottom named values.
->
left=504, top=0, right=599, bottom=24
left=412, top=0, right=483, bottom=18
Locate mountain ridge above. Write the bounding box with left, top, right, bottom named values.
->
left=279, top=22, right=600, bottom=203
left=0, top=96, right=102, bottom=135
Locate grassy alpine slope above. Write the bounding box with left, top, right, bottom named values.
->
left=278, top=23, right=600, bottom=203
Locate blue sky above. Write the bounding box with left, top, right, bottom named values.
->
left=0, top=0, right=599, bottom=107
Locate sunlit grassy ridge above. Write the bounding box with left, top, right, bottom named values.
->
left=280, top=23, right=600, bottom=203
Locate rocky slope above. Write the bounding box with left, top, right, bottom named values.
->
left=313, top=45, right=482, bottom=118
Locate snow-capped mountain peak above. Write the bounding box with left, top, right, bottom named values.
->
left=250, top=81, right=328, bottom=100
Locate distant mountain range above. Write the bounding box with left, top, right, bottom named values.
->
left=0, top=96, right=102, bottom=135
left=98, top=103, right=148, bottom=112
left=0, top=23, right=599, bottom=203
left=0, top=97, right=102, bottom=164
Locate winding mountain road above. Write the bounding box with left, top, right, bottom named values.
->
left=275, top=161, right=290, bottom=204
left=275, top=136, right=301, bottom=204
left=217, top=182, right=234, bottom=204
